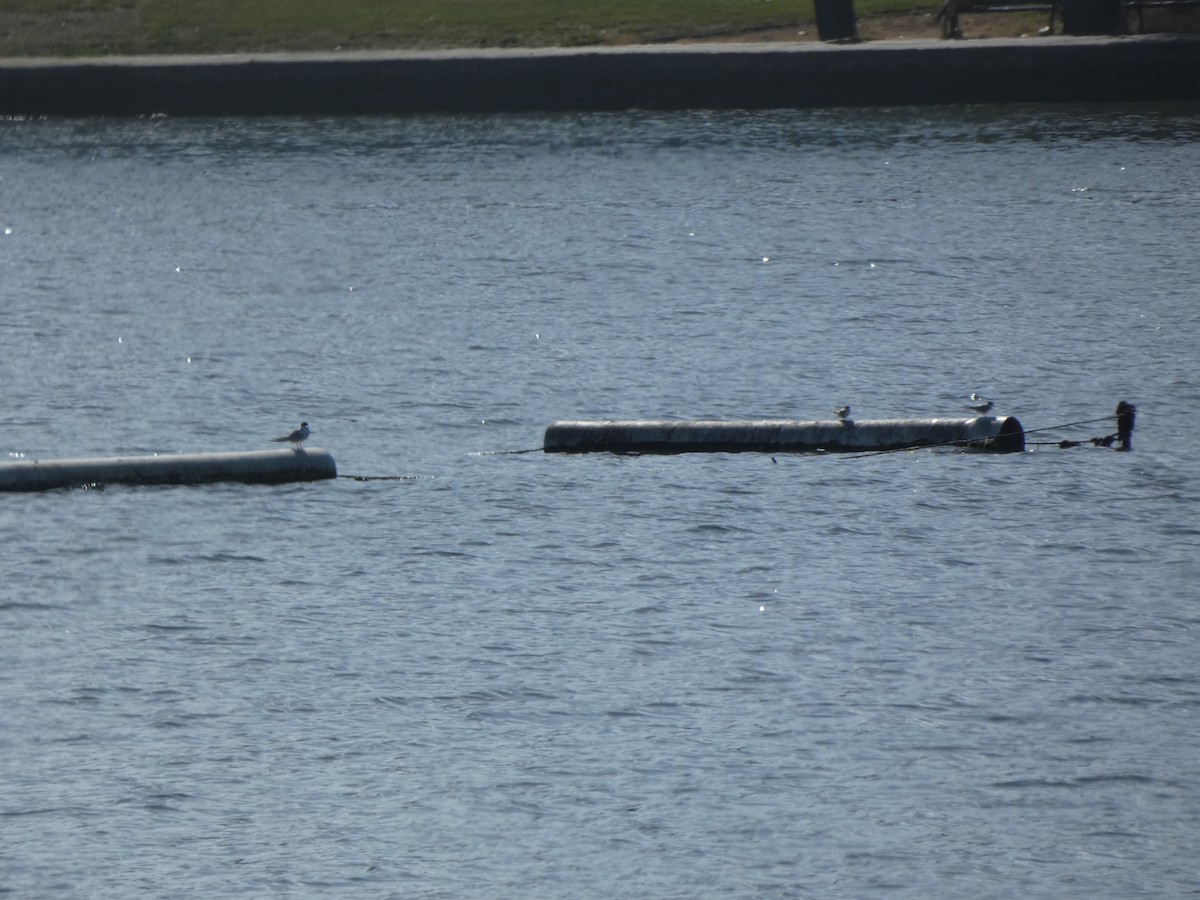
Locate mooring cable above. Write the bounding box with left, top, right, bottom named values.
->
left=468, top=447, right=545, bottom=456
left=337, top=474, right=429, bottom=482
left=1016, top=415, right=1113, bottom=435
left=340, top=414, right=1125, bottom=473
left=834, top=415, right=1115, bottom=460
left=336, top=448, right=546, bottom=481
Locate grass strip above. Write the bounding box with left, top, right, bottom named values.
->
left=1, top=0, right=932, bottom=56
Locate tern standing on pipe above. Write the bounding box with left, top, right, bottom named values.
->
left=272, top=422, right=311, bottom=448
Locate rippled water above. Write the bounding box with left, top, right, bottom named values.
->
left=3, top=105, right=1200, bottom=898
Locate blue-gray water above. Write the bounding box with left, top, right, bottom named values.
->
left=3, top=105, right=1199, bottom=898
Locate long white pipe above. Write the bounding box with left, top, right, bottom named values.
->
left=543, top=418, right=1025, bottom=454
left=0, top=448, right=336, bottom=492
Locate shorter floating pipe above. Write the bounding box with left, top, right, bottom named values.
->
left=544, top=417, right=1025, bottom=455
left=0, top=448, right=337, bottom=492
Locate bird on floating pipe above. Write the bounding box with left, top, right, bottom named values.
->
left=272, top=422, right=311, bottom=448
left=835, top=406, right=851, bottom=420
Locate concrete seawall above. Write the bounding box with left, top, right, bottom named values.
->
left=2, top=35, right=1198, bottom=117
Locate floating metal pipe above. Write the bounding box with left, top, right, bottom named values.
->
left=0, top=448, right=337, bottom=492
left=544, top=417, right=1024, bottom=455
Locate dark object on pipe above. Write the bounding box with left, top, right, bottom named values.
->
left=1115, top=401, right=1136, bottom=451
left=815, top=0, right=858, bottom=41
left=0, top=448, right=336, bottom=492
left=544, top=417, right=1025, bottom=455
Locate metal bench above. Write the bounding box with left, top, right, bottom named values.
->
left=1125, top=0, right=1200, bottom=32
left=936, top=0, right=1060, bottom=38
left=938, top=0, right=1197, bottom=36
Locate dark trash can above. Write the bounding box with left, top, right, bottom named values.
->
left=1061, top=0, right=1123, bottom=34
left=814, top=0, right=858, bottom=41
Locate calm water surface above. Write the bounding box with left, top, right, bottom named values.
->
left=2, top=105, right=1199, bottom=898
